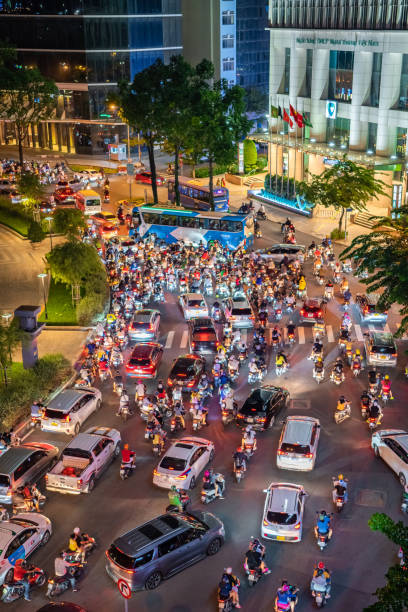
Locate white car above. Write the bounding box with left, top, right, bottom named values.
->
left=223, top=294, right=255, bottom=328
left=371, top=429, right=408, bottom=487
left=40, top=387, right=102, bottom=436
left=179, top=293, right=209, bottom=320
left=153, top=436, right=214, bottom=490
left=0, top=513, right=52, bottom=585
left=261, top=483, right=306, bottom=542
left=79, top=169, right=103, bottom=184
left=277, top=416, right=321, bottom=471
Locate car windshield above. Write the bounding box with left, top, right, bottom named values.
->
left=172, top=359, right=195, bottom=375
left=267, top=511, right=297, bottom=525
left=132, top=322, right=150, bottom=329
left=129, top=357, right=150, bottom=366
left=305, top=302, right=320, bottom=311
left=160, top=456, right=187, bottom=471
left=281, top=442, right=310, bottom=455
left=232, top=307, right=251, bottom=316
left=0, top=474, right=10, bottom=487
left=188, top=300, right=205, bottom=308
left=241, top=389, right=273, bottom=413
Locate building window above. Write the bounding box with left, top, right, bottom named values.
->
left=222, top=34, right=234, bottom=49
left=392, top=184, right=403, bottom=218
left=326, top=116, right=350, bottom=148
left=399, top=55, right=408, bottom=110
left=223, top=57, right=234, bottom=72
left=328, top=50, right=354, bottom=103
left=367, top=53, right=382, bottom=108
left=299, top=48, right=313, bottom=98
left=396, top=127, right=407, bottom=158
left=367, top=122, right=377, bottom=152
left=222, top=10, right=234, bottom=25
left=279, top=47, right=290, bottom=94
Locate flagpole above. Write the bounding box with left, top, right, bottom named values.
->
left=294, top=126, right=297, bottom=197
left=286, top=118, right=290, bottom=199
left=280, top=107, right=284, bottom=196
left=275, top=106, right=279, bottom=194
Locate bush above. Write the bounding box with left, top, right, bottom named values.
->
left=244, top=139, right=258, bottom=172
left=0, top=196, right=31, bottom=236
left=256, top=156, right=268, bottom=171
left=77, top=293, right=107, bottom=326
left=0, top=354, right=72, bottom=428
left=195, top=164, right=231, bottom=179
left=331, top=228, right=346, bottom=240
left=27, top=220, right=45, bottom=243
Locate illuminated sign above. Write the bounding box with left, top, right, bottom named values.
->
left=326, top=101, right=337, bottom=119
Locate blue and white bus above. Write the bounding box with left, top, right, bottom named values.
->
left=136, top=205, right=254, bottom=250
left=167, top=177, right=229, bottom=212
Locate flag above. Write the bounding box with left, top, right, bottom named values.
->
left=283, top=109, right=293, bottom=128
left=289, top=104, right=297, bottom=119
left=296, top=112, right=304, bottom=129
left=303, top=115, right=313, bottom=128
left=278, top=106, right=282, bottom=118
left=270, top=105, right=279, bottom=119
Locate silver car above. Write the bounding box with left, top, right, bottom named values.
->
left=277, top=416, right=320, bottom=471
left=128, top=309, right=160, bottom=342
left=223, top=293, right=254, bottom=328
left=261, top=482, right=306, bottom=542
left=364, top=330, right=397, bottom=367
left=257, top=244, right=306, bottom=263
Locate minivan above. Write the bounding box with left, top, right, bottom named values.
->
left=106, top=511, right=224, bottom=591
left=0, top=443, right=59, bottom=504
left=364, top=331, right=397, bottom=367
left=277, top=416, right=320, bottom=471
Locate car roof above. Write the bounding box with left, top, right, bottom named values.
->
left=133, top=309, right=156, bottom=321
left=268, top=484, right=299, bottom=513
left=65, top=433, right=102, bottom=451
left=304, top=298, right=321, bottom=306
left=0, top=445, right=42, bottom=475
left=47, top=388, right=90, bottom=413
left=114, top=513, right=185, bottom=555
left=185, top=293, right=205, bottom=300
left=130, top=343, right=158, bottom=357
left=174, top=353, right=201, bottom=362
left=269, top=244, right=305, bottom=251
left=388, top=433, right=408, bottom=453
left=0, top=522, right=24, bottom=542
left=165, top=441, right=197, bottom=460
left=283, top=416, right=319, bottom=444
left=231, top=299, right=250, bottom=307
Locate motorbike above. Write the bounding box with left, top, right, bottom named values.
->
left=380, top=389, right=392, bottom=403
left=64, top=536, right=96, bottom=563
left=166, top=491, right=191, bottom=513
left=221, top=408, right=234, bottom=426
left=118, top=402, right=132, bottom=422
left=367, top=413, right=382, bottom=430
left=248, top=371, right=262, bottom=384
left=287, top=332, right=295, bottom=345
left=324, top=286, right=334, bottom=301
left=144, top=422, right=156, bottom=440
left=273, top=308, right=282, bottom=321
left=330, top=368, right=344, bottom=385
left=234, top=462, right=244, bottom=483
left=310, top=580, right=330, bottom=608
left=243, top=441, right=256, bottom=461
left=257, top=210, right=267, bottom=220
left=332, top=478, right=347, bottom=512
left=120, top=455, right=136, bottom=480
left=276, top=364, right=288, bottom=376
left=201, top=475, right=225, bottom=504
left=218, top=592, right=234, bottom=611
left=316, top=530, right=330, bottom=551
left=351, top=361, right=362, bottom=377
left=313, top=368, right=324, bottom=384
left=192, top=413, right=203, bottom=431
left=2, top=566, right=47, bottom=602
left=170, top=414, right=185, bottom=433
left=46, top=564, right=83, bottom=598
left=334, top=403, right=351, bottom=424
left=361, top=398, right=371, bottom=420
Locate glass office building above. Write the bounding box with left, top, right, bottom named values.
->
left=236, top=0, right=269, bottom=96
left=0, top=1, right=182, bottom=154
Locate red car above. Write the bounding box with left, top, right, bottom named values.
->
left=98, top=223, right=118, bottom=240
left=54, top=187, right=75, bottom=202
left=125, top=342, right=163, bottom=378
left=135, top=171, right=165, bottom=186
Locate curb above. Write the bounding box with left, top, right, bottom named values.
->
left=41, top=325, right=93, bottom=332
left=0, top=222, right=28, bottom=240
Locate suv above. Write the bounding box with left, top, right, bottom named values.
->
left=364, top=330, right=397, bottom=367
left=277, top=416, right=321, bottom=471
left=223, top=295, right=254, bottom=328
left=41, top=388, right=102, bottom=436
left=153, top=437, right=214, bottom=490
left=236, top=386, right=289, bottom=430
left=371, top=429, right=408, bottom=487
left=261, top=483, right=306, bottom=542
left=106, top=511, right=224, bottom=591
left=258, top=244, right=306, bottom=263
left=128, top=309, right=160, bottom=342
left=356, top=293, right=387, bottom=324
left=299, top=298, right=324, bottom=324
left=189, top=318, right=219, bottom=354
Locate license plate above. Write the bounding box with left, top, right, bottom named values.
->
left=380, top=355, right=387, bottom=360
left=308, top=313, right=313, bottom=317
left=51, top=422, right=59, bottom=427
left=246, top=417, right=254, bottom=423
left=277, top=535, right=285, bottom=541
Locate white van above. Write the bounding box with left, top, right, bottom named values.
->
left=76, top=189, right=101, bottom=215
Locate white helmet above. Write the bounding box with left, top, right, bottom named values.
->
left=73, top=527, right=80, bottom=535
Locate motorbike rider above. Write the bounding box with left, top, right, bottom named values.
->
left=152, top=429, right=166, bottom=453
left=238, top=341, right=248, bottom=360
left=69, top=527, right=93, bottom=563
left=342, top=311, right=352, bottom=330
left=360, top=390, right=372, bottom=415
left=121, top=444, right=135, bottom=469
left=287, top=320, right=296, bottom=339
left=12, top=558, right=32, bottom=601
left=271, top=325, right=282, bottom=346
left=368, top=368, right=381, bottom=389
left=336, top=395, right=350, bottom=413
left=30, top=400, right=44, bottom=423
left=242, top=425, right=257, bottom=452
left=332, top=474, right=348, bottom=504
left=173, top=401, right=186, bottom=429
left=312, top=562, right=331, bottom=598
left=368, top=398, right=382, bottom=424
left=275, top=581, right=299, bottom=612
left=79, top=364, right=92, bottom=385
left=228, top=353, right=239, bottom=378
left=54, top=551, right=79, bottom=592
left=168, top=485, right=184, bottom=512
left=351, top=348, right=362, bottom=367
left=313, top=357, right=324, bottom=378
left=381, top=374, right=393, bottom=399
left=311, top=338, right=323, bottom=360
left=324, top=279, right=334, bottom=299
left=218, top=568, right=241, bottom=609
left=233, top=446, right=246, bottom=474
left=245, top=543, right=270, bottom=575
left=203, top=468, right=224, bottom=499
left=298, top=275, right=306, bottom=294
left=276, top=351, right=288, bottom=372
left=117, top=389, right=130, bottom=417
left=331, top=358, right=344, bottom=381
left=113, top=370, right=123, bottom=395
left=314, top=511, right=333, bottom=541
left=248, top=357, right=261, bottom=379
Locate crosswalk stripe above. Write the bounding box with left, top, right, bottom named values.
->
left=326, top=325, right=334, bottom=343
left=354, top=324, right=364, bottom=341
left=180, top=330, right=188, bottom=349
left=298, top=327, right=305, bottom=344
left=283, top=328, right=288, bottom=343
left=165, top=331, right=174, bottom=348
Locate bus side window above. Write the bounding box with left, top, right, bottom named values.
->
left=149, top=213, right=160, bottom=224
left=143, top=212, right=152, bottom=224
left=220, top=219, right=230, bottom=231
left=159, top=214, right=169, bottom=225
left=228, top=220, right=243, bottom=232
left=208, top=219, right=220, bottom=231
left=166, top=215, right=178, bottom=226
left=199, top=191, right=209, bottom=202
left=198, top=217, right=208, bottom=229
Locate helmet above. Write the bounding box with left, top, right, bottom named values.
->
left=319, top=511, right=327, bottom=520
left=385, top=375, right=389, bottom=380
left=171, top=485, right=177, bottom=492
left=204, top=470, right=210, bottom=478
left=124, top=443, right=129, bottom=450
left=225, top=567, right=232, bottom=575
left=74, top=527, right=81, bottom=535
left=245, top=425, right=252, bottom=433
left=339, top=396, right=345, bottom=402
left=237, top=446, right=242, bottom=452
left=281, top=584, right=289, bottom=592
left=318, top=562, right=325, bottom=570
left=317, top=357, right=322, bottom=363
left=338, top=474, right=344, bottom=481
left=356, top=349, right=360, bottom=356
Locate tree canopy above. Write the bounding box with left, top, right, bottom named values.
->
left=299, top=156, right=387, bottom=231
left=341, top=205, right=408, bottom=336
left=46, top=241, right=105, bottom=288
left=16, top=172, right=44, bottom=205
left=52, top=208, right=87, bottom=241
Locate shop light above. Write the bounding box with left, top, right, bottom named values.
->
left=310, top=138, right=316, bottom=143
left=366, top=150, right=374, bottom=155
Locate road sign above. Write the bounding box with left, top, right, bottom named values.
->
left=118, top=578, right=131, bottom=599
left=127, top=163, right=135, bottom=175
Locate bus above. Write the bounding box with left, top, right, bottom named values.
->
left=75, top=189, right=101, bottom=215
left=136, top=205, right=254, bottom=250
left=167, top=176, right=229, bottom=212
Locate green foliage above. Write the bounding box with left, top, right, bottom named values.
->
left=243, top=139, right=258, bottom=172
left=69, top=164, right=116, bottom=174
left=0, top=318, right=29, bottom=387
left=341, top=205, right=408, bottom=336
left=244, top=87, right=268, bottom=114
left=363, top=513, right=408, bottom=611
left=0, top=354, right=72, bottom=428
left=257, top=156, right=268, bottom=171
left=38, top=279, right=77, bottom=325
left=16, top=172, right=44, bottom=203
left=0, top=195, right=30, bottom=235
left=27, top=219, right=45, bottom=243
left=47, top=241, right=105, bottom=288
left=299, top=155, right=387, bottom=231
left=52, top=208, right=87, bottom=241
left=195, top=164, right=232, bottom=179
left=77, top=293, right=106, bottom=326
left=330, top=228, right=346, bottom=240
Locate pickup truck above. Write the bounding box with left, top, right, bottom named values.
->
left=45, top=426, right=121, bottom=495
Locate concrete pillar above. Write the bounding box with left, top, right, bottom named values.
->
left=349, top=51, right=373, bottom=150
left=310, top=49, right=330, bottom=142
left=269, top=41, right=286, bottom=131
left=377, top=52, right=403, bottom=156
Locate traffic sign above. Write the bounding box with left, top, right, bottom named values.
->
left=126, top=163, right=135, bottom=175
left=118, top=578, right=131, bottom=599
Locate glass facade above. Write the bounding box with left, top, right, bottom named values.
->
left=236, top=0, right=269, bottom=94
left=299, top=48, right=313, bottom=97
left=365, top=53, right=382, bottom=107
left=399, top=54, right=408, bottom=110
left=326, top=116, right=350, bottom=147
left=269, top=0, right=408, bottom=30
left=367, top=121, right=377, bottom=152
left=279, top=48, right=291, bottom=94
left=396, top=126, right=407, bottom=158
left=328, top=50, right=354, bottom=103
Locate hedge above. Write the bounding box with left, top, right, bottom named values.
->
left=0, top=197, right=31, bottom=236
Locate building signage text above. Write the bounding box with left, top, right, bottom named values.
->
left=296, top=37, right=379, bottom=48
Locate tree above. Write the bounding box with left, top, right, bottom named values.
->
left=46, top=241, right=105, bottom=289
left=299, top=156, right=387, bottom=233
left=192, top=80, right=252, bottom=210
left=52, top=208, right=87, bottom=242
left=16, top=172, right=44, bottom=212
left=27, top=219, right=45, bottom=243
left=0, top=48, right=58, bottom=164
left=243, top=139, right=258, bottom=172
left=0, top=318, right=27, bottom=386
left=363, top=513, right=408, bottom=611
left=341, top=205, right=408, bottom=336
left=244, top=87, right=268, bottom=114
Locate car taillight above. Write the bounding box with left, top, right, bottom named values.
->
left=392, top=353, right=397, bottom=357
left=187, top=381, right=194, bottom=387
left=153, top=469, right=159, bottom=476
left=222, top=410, right=228, bottom=416
left=191, top=342, right=196, bottom=348
left=300, top=309, right=305, bottom=316
left=64, top=415, right=71, bottom=422
left=256, top=417, right=266, bottom=423
left=167, top=379, right=173, bottom=386
left=263, top=519, right=268, bottom=526
left=305, top=453, right=313, bottom=458
left=215, top=341, right=219, bottom=347
left=175, top=474, right=187, bottom=480
left=148, top=324, right=153, bottom=331
left=317, top=311, right=322, bottom=317
left=230, top=316, right=236, bottom=320
left=45, top=475, right=48, bottom=482
left=294, top=522, right=301, bottom=530
left=277, top=449, right=286, bottom=456
left=237, top=414, right=244, bottom=419
left=77, top=479, right=82, bottom=489
left=249, top=315, right=254, bottom=320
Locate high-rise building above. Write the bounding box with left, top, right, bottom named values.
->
left=266, top=0, right=408, bottom=215
left=236, top=1, right=269, bottom=94
left=0, top=1, right=182, bottom=155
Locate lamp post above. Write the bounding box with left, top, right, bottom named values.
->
left=45, top=216, right=53, bottom=251
left=38, top=273, right=48, bottom=320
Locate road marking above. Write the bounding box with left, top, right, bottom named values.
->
left=268, top=327, right=272, bottom=344
left=326, top=325, right=334, bottom=343
left=298, top=327, right=305, bottom=344
left=354, top=324, right=364, bottom=341
left=180, top=330, right=188, bottom=349
left=283, top=327, right=288, bottom=343
left=165, top=331, right=174, bottom=348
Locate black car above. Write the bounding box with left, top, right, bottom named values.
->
left=237, top=385, right=289, bottom=430
left=189, top=318, right=219, bottom=354
left=167, top=354, right=206, bottom=390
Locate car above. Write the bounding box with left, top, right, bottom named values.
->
left=0, top=443, right=59, bottom=504
left=167, top=354, right=206, bottom=390
left=97, top=222, right=118, bottom=240
left=135, top=171, right=165, bottom=186
left=0, top=513, right=52, bottom=585
left=105, top=510, right=224, bottom=591
left=371, top=429, right=408, bottom=487
left=277, top=416, right=321, bottom=471
left=91, top=211, right=119, bottom=227
left=189, top=318, right=219, bottom=354
left=68, top=177, right=84, bottom=191
left=236, top=386, right=289, bottom=430
left=125, top=342, right=163, bottom=378
left=261, top=483, right=306, bottom=542
left=128, top=309, right=160, bottom=342
left=0, top=179, right=15, bottom=191
left=53, top=198, right=76, bottom=210
left=9, top=190, right=22, bottom=204
left=38, top=200, right=55, bottom=214
left=364, top=330, right=397, bottom=367
left=257, top=244, right=306, bottom=263
left=40, top=387, right=102, bottom=436
left=223, top=293, right=255, bottom=328
left=79, top=169, right=103, bottom=183
left=116, top=237, right=138, bottom=252
left=54, top=187, right=75, bottom=202
left=179, top=293, right=209, bottom=320
left=56, top=180, right=69, bottom=188
left=153, top=436, right=215, bottom=490
left=299, top=298, right=324, bottom=324
left=356, top=293, right=387, bottom=324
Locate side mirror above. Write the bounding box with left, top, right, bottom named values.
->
left=262, top=489, right=268, bottom=494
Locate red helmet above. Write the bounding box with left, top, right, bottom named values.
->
left=318, top=562, right=325, bottom=570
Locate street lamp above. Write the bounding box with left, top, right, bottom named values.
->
left=38, top=273, right=48, bottom=320
left=45, top=216, right=53, bottom=251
